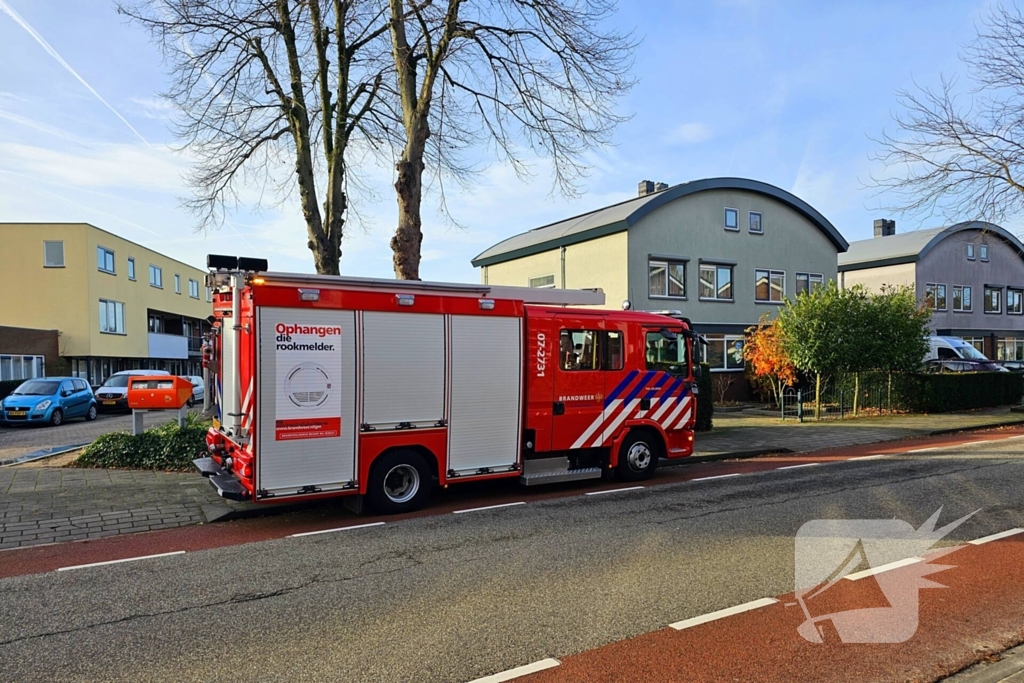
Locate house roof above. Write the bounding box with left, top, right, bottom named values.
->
left=471, top=177, right=849, bottom=267
left=837, top=221, right=1024, bottom=271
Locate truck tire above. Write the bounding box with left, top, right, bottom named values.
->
left=616, top=430, right=660, bottom=482
left=367, top=450, right=433, bottom=514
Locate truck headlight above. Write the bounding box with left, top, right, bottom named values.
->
left=37, top=400, right=51, bottom=411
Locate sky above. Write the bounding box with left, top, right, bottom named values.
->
left=0, top=0, right=1005, bottom=282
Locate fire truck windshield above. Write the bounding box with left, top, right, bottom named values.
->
left=645, top=330, right=688, bottom=376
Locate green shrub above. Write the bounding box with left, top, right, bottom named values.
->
left=695, top=362, right=713, bottom=431
left=0, top=379, right=23, bottom=401
left=897, top=372, right=1023, bottom=413
left=75, top=417, right=212, bottom=471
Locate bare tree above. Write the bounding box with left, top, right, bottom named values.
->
left=385, top=0, right=637, bottom=280
left=872, top=4, right=1024, bottom=223
left=119, top=0, right=396, bottom=274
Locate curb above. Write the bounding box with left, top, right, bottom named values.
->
left=0, top=444, right=90, bottom=468
left=661, top=448, right=793, bottom=467
left=927, top=418, right=1024, bottom=436
left=939, top=642, right=1024, bottom=682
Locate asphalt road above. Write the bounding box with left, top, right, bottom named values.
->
left=2, top=438, right=1023, bottom=682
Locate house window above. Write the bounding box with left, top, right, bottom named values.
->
left=755, top=269, right=785, bottom=303
left=128, top=257, right=136, bottom=281
left=749, top=211, right=763, bottom=234
left=149, top=315, right=163, bottom=334
left=701, top=335, right=745, bottom=371
left=97, top=246, right=115, bottom=274
left=174, top=274, right=181, bottom=294
left=648, top=259, right=686, bottom=298
left=44, top=241, right=65, bottom=267
left=189, top=279, right=200, bottom=299
left=1009, top=288, right=1023, bottom=315
left=998, top=338, right=1024, bottom=361
left=985, top=286, right=1002, bottom=313
left=149, top=265, right=163, bottom=288
left=206, top=286, right=213, bottom=303
left=924, top=283, right=947, bottom=310
left=952, top=285, right=972, bottom=312
left=980, top=244, right=989, bottom=261
left=529, top=274, right=555, bottom=289
left=967, top=244, right=976, bottom=260
left=724, top=208, right=739, bottom=231
left=99, top=299, right=126, bottom=334
left=559, top=330, right=623, bottom=371
left=795, top=272, right=823, bottom=296
left=0, top=355, right=46, bottom=381
left=699, top=264, right=733, bottom=301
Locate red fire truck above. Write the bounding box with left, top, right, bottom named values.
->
left=195, top=255, right=701, bottom=514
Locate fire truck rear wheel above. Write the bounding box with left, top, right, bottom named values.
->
left=368, top=450, right=433, bottom=514
left=616, top=430, right=660, bottom=481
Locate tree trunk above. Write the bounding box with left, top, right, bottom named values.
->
left=853, top=372, right=860, bottom=416
left=392, top=145, right=425, bottom=279
left=814, top=373, right=822, bottom=420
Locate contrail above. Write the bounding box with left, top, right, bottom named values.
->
left=0, top=0, right=151, bottom=146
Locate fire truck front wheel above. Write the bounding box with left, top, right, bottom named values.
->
left=367, top=450, right=433, bottom=514
left=616, top=430, right=661, bottom=482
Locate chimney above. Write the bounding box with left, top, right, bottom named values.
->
left=654, top=182, right=669, bottom=192
left=873, top=218, right=896, bottom=238
left=638, top=180, right=655, bottom=197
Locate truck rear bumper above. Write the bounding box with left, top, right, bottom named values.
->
left=193, top=457, right=250, bottom=501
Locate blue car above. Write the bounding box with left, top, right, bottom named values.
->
left=1, top=377, right=98, bottom=427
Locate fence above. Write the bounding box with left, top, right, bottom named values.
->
left=778, top=371, right=1024, bottom=421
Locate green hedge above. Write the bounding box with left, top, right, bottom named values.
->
left=74, top=418, right=211, bottom=471
left=897, top=372, right=1023, bottom=413
left=695, top=363, right=713, bottom=431
left=0, top=379, right=23, bottom=401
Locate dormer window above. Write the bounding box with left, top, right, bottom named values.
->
left=967, top=244, right=975, bottom=260
left=980, top=244, right=989, bottom=261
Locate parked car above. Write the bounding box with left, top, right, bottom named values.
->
left=999, top=360, right=1024, bottom=373
left=923, top=359, right=1005, bottom=373
left=94, top=370, right=171, bottom=411
left=184, top=376, right=204, bottom=406
left=1, top=378, right=97, bottom=426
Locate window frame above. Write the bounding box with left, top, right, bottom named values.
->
left=755, top=268, right=786, bottom=304
left=189, top=279, right=200, bottom=299
left=648, top=258, right=687, bottom=299
left=43, top=240, right=65, bottom=268
left=952, top=285, right=973, bottom=312
left=174, top=273, right=181, bottom=294
left=98, top=299, right=126, bottom=335
left=149, top=264, right=163, bottom=289
left=698, top=262, right=734, bottom=302
left=206, top=286, right=213, bottom=303
left=966, top=244, right=976, bottom=261
left=924, top=282, right=947, bottom=311
left=748, top=211, right=763, bottom=235
left=724, top=207, right=739, bottom=231
left=528, top=274, right=556, bottom=289
left=1009, top=287, right=1024, bottom=315
left=127, top=257, right=136, bottom=281
left=97, top=246, right=116, bottom=274
left=980, top=244, right=990, bottom=262
left=700, top=334, right=746, bottom=372
left=795, top=272, right=824, bottom=296
left=558, top=329, right=623, bottom=371
left=984, top=285, right=1003, bottom=314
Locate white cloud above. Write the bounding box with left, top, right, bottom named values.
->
left=0, top=141, right=185, bottom=192
left=664, top=122, right=713, bottom=146
left=127, top=96, right=177, bottom=120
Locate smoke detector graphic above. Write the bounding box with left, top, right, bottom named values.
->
left=284, top=362, right=332, bottom=408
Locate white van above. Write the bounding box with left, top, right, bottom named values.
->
left=926, top=336, right=989, bottom=362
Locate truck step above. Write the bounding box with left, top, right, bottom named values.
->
left=193, top=457, right=224, bottom=478
left=519, top=456, right=603, bottom=486
left=208, top=473, right=249, bottom=501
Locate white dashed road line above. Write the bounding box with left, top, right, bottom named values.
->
left=844, top=557, right=922, bottom=581
left=57, top=551, right=186, bottom=572
left=968, top=528, right=1024, bottom=545
left=776, top=463, right=820, bottom=470
left=466, top=658, right=561, bottom=683
left=290, top=522, right=386, bottom=538
left=847, top=454, right=890, bottom=461
left=907, top=446, right=944, bottom=453
left=690, top=473, right=742, bottom=482
left=585, top=486, right=645, bottom=496
left=669, top=597, right=779, bottom=631
left=453, top=502, right=526, bottom=515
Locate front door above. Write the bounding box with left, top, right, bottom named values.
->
left=551, top=315, right=607, bottom=451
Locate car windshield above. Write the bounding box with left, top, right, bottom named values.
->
left=12, top=380, right=60, bottom=396
left=100, top=375, right=132, bottom=388
left=957, top=344, right=989, bottom=361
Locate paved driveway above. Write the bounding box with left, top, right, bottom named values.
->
left=0, top=411, right=179, bottom=462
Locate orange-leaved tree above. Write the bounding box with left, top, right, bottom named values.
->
left=743, top=314, right=797, bottom=407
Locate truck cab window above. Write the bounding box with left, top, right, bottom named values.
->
left=559, top=330, right=624, bottom=371
left=646, top=330, right=687, bottom=375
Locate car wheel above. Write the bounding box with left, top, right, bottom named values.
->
left=85, top=405, right=98, bottom=421
left=367, top=450, right=433, bottom=514
left=616, top=430, right=661, bottom=482
left=50, top=409, right=63, bottom=427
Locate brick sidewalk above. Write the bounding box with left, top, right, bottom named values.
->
left=1, top=407, right=1021, bottom=551
left=0, top=411, right=179, bottom=463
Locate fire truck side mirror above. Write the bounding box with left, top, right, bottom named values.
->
left=692, top=364, right=702, bottom=380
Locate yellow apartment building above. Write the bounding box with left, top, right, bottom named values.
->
left=0, top=223, right=212, bottom=385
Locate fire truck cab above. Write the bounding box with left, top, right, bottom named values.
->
left=195, top=255, right=700, bottom=514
